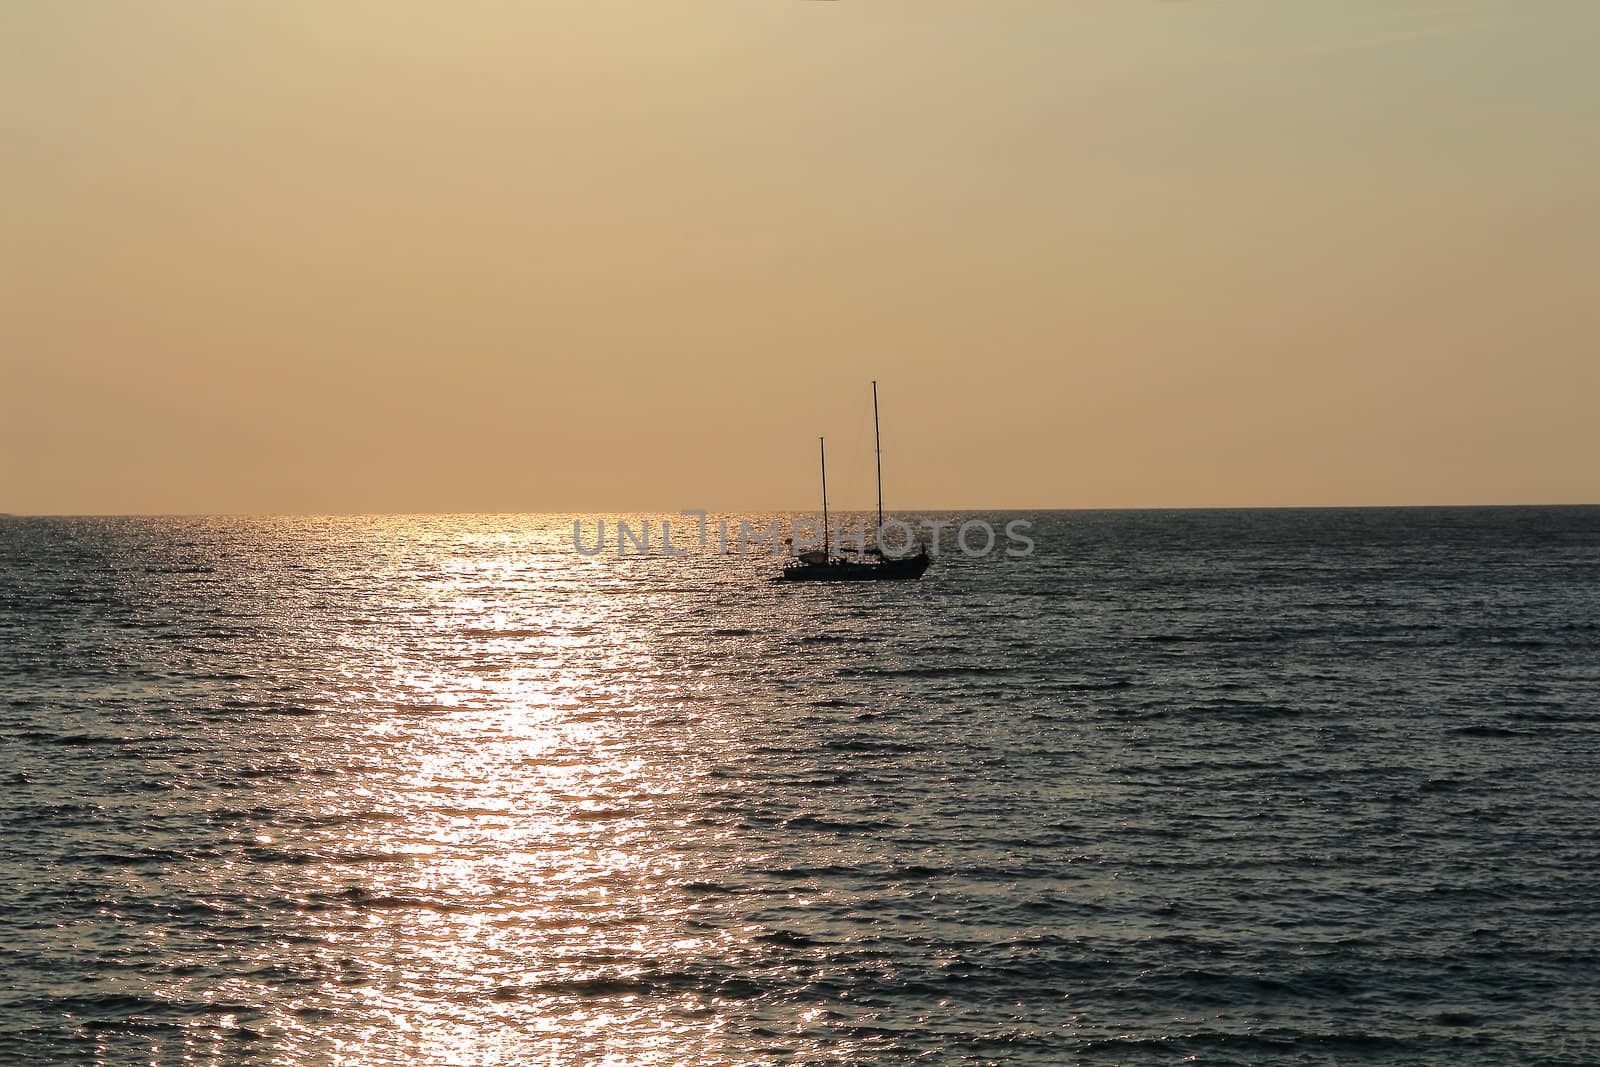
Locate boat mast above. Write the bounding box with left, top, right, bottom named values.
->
left=872, top=380, right=883, bottom=532
left=820, top=436, right=830, bottom=558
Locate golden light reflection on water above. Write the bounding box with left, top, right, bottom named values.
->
left=147, top=524, right=769, bottom=1065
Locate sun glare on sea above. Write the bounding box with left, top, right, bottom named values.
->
left=147, top=519, right=758, bottom=1065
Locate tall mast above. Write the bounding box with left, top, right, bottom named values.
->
left=872, top=380, right=883, bottom=531
left=819, top=436, right=830, bottom=558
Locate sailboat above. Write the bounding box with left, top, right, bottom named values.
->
left=776, top=382, right=932, bottom=582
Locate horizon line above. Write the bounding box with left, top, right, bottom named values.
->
left=4, top=501, right=1598, bottom=520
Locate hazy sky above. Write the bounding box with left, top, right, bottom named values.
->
left=4, top=1, right=1597, bottom=513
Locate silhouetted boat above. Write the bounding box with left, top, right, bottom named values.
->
left=776, top=382, right=931, bottom=583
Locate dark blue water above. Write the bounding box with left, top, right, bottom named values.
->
left=2, top=508, right=1598, bottom=1064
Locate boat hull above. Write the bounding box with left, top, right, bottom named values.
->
left=774, top=551, right=931, bottom=582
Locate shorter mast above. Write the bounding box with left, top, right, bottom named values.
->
left=819, top=436, right=830, bottom=558
left=872, top=380, right=883, bottom=533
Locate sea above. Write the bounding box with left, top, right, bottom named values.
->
left=2, top=508, right=1597, bottom=1066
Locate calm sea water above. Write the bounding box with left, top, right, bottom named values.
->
left=2, top=508, right=1598, bottom=1065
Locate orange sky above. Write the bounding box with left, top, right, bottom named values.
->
left=3, top=1, right=1596, bottom=513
